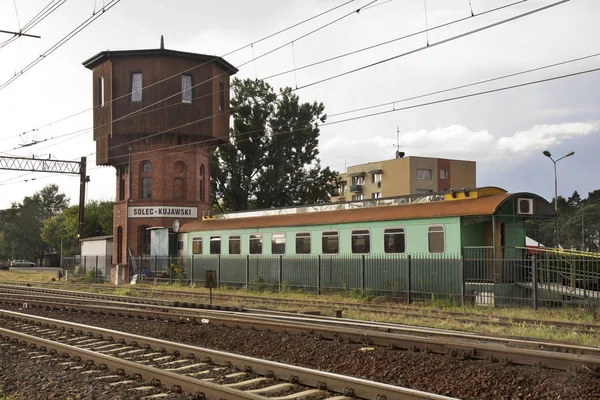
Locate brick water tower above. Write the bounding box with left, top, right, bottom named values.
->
left=83, top=38, right=237, bottom=264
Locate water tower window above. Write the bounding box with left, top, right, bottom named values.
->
left=218, top=82, right=224, bottom=112
left=98, top=77, right=105, bottom=107
left=182, top=75, right=192, bottom=103
left=131, top=72, right=142, bottom=102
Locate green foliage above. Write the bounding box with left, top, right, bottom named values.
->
left=211, top=78, right=340, bottom=212
left=168, top=257, right=185, bottom=284
left=527, top=190, right=600, bottom=251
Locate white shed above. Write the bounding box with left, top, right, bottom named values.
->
left=80, top=235, right=113, bottom=270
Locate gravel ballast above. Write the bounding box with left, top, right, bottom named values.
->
left=1, top=305, right=599, bottom=400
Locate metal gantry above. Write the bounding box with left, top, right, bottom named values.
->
left=0, top=156, right=89, bottom=248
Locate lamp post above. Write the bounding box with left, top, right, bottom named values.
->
left=542, top=150, right=575, bottom=248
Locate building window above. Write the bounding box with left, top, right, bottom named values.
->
left=98, top=77, right=105, bottom=107
left=177, top=241, right=184, bottom=251
left=249, top=234, right=262, bottom=254
left=295, top=232, right=311, bottom=254
left=210, top=236, right=221, bottom=255
left=131, top=72, right=142, bottom=102
left=416, top=169, right=432, bottom=180
left=352, top=175, right=364, bottom=185
left=372, top=173, right=381, bottom=183
left=384, top=228, right=405, bottom=253
left=141, top=161, right=152, bottom=173
left=352, top=194, right=364, bottom=201
left=428, top=225, right=445, bottom=253
left=182, top=74, right=192, bottom=103
left=440, top=169, right=448, bottom=179
left=416, top=189, right=433, bottom=194
left=271, top=233, right=286, bottom=254
left=173, top=161, right=186, bottom=200
left=192, top=237, right=203, bottom=254
left=338, top=183, right=346, bottom=194
left=351, top=229, right=370, bottom=253
left=141, top=177, right=152, bottom=199
left=322, top=231, right=339, bottom=254
left=229, top=235, right=241, bottom=255
left=371, top=192, right=381, bottom=199
left=199, top=164, right=205, bottom=202
left=218, top=82, right=224, bottom=112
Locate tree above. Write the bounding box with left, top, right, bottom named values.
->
left=211, top=78, right=340, bottom=211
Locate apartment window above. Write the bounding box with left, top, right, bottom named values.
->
left=98, top=77, right=105, bottom=107
left=416, top=189, right=433, bottom=194
left=229, top=235, right=241, bottom=255
left=210, top=236, right=221, bottom=255
left=372, top=173, right=382, bottom=183
left=322, top=231, right=339, bottom=254
left=428, top=225, right=445, bottom=253
left=384, top=228, right=405, bottom=253
left=249, top=234, right=262, bottom=254
left=182, top=75, right=192, bottom=103
left=351, top=229, right=370, bottom=253
left=352, top=194, right=364, bottom=201
left=339, top=183, right=347, bottom=194
left=271, top=233, right=286, bottom=254
left=218, top=82, right=224, bottom=112
left=416, top=169, right=432, bottom=180
left=177, top=241, right=184, bottom=251
left=192, top=237, right=202, bottom=254
left=371, top=192, right=381, bottom=199
left=295, top=232, right=311, bottom=254
left=131, top=72, right=142, bottom=102
left=440, top=169, right=448, bottom=179
left=352, top=175, right=364, bottom=185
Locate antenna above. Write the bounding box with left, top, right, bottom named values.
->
left=394, top=127, right=405, bottom=158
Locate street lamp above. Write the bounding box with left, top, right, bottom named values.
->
left=542, top=150, right=575, bottom=248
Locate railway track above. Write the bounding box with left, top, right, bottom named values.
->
left=2, top=292, right=600, bottom=373
left=3, top=281, right=599, bottom=333
left=0, top=309, right=454, bottom=400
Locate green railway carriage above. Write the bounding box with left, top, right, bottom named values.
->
left=176, top=187, right=556, bottom=299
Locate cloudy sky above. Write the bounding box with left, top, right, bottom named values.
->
left=0, top=0, right=598, bottom=209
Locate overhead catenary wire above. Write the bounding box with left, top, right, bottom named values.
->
left=4, top=56, right=597, bottom=189
left=3, top=0, right=532, bottom=155
left=0, top=0, right=122, bottom=92
left=293, top=0, right=570, bottom=91
left=2, top=0, right=357, bottom=142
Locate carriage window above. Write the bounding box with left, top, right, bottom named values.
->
left=322, top=231, right=339, bottom=254
left=229, top=235, right=241, bottom=255
left=192, top=237, right=202, bottom=254
left=249, top=234, right=262, bottom=254
left=271, top=233, right=286, bottom=254
left=351, top=229, right=370, bottom=253
left=428, top=225, right=445, bottom=253
left=295, top=232, right=311, bottom=254
left=384, top=228, right=405, bottom=253
left=210, top=236, right=221, bottom=255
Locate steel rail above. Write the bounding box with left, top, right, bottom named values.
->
left=0, top=327, right=264, bottom=400
left=1, top=300, right=600, bottom=373
left=0, top=310, right=457, bottom=400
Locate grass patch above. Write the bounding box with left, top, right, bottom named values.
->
left=0, top=270, right=58, bottom=282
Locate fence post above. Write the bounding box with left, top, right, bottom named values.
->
left=169, top=256, right=173, bottom=285
left=532, top=254, right=538, bottom=310
left=317, top=255, right=321, bottom=295
left=191, top=255, right=194, bottom=285
left=407, top=255, right=412, bottom=305
left=460, top=254, right=465, bottom=307
left=95, top=255, right=99, bottom=282
left=217, top=255, right=221, bottom=288
left=154, top=256, right=157, bottom=281
left=245, top=255, right=250, bottom=289
left=278, top=255, right=283, bottom=293
left=361, top=255, right=366, bottom=295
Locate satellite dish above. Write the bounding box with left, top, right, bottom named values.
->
left=172, top=220, right=180, bottom=233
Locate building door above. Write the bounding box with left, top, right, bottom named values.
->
left=138, top=225, right=151, bottom=256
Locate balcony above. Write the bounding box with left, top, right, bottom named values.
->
left=350, top=184, right=363, bottom=193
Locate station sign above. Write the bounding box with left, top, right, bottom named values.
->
left=127, top=206, right=198, bottom=219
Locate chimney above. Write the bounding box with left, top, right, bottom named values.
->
left=160, top=35, right=164, bottom=50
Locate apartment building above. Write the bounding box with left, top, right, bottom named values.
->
left=334, top=155, right=476, bottom=201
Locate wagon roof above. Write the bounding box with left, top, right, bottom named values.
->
left=181, top=192, right=555, bottom=233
